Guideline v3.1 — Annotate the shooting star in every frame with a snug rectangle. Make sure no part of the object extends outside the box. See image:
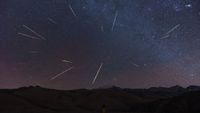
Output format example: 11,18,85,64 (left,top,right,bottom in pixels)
68,3,77,17
111,11,118,31
18,32,41,40
160,24,180,39
165,24,180,35
48,17,57,24
101,25,104,32
50,66,74,80
22,25,46,40
160,34,170,39
62,59,73,63
92,63,104,85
